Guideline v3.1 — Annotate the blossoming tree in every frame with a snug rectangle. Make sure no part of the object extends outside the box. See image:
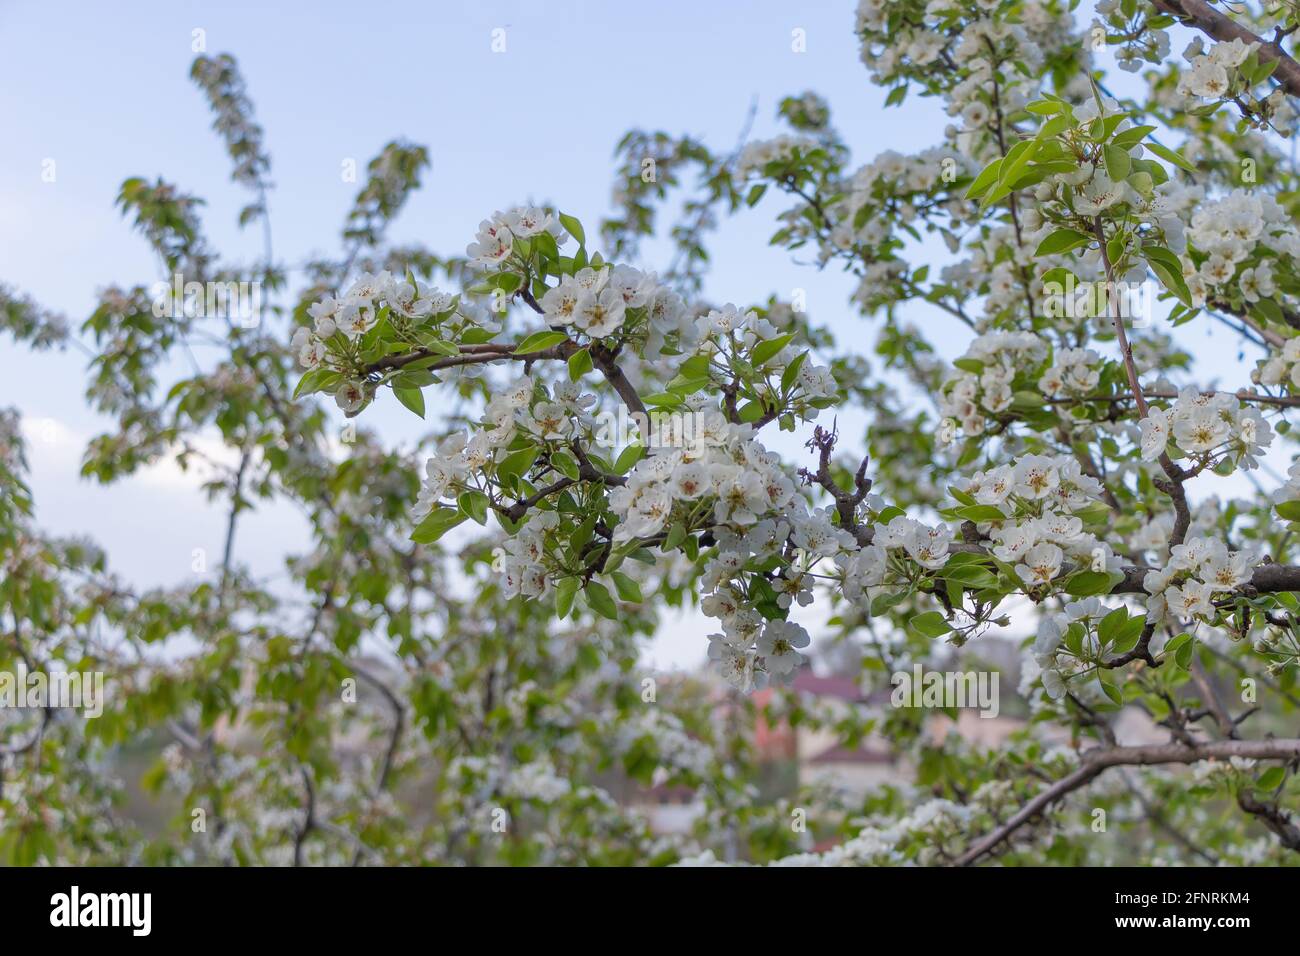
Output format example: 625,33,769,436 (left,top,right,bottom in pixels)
6,0,1300,866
